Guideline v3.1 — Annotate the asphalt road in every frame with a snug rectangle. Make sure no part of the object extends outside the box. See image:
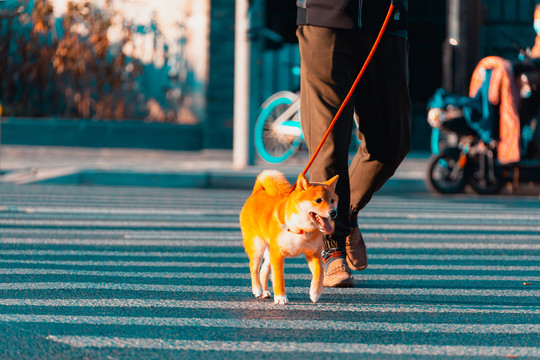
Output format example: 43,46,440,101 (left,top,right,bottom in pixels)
0,183,539,359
